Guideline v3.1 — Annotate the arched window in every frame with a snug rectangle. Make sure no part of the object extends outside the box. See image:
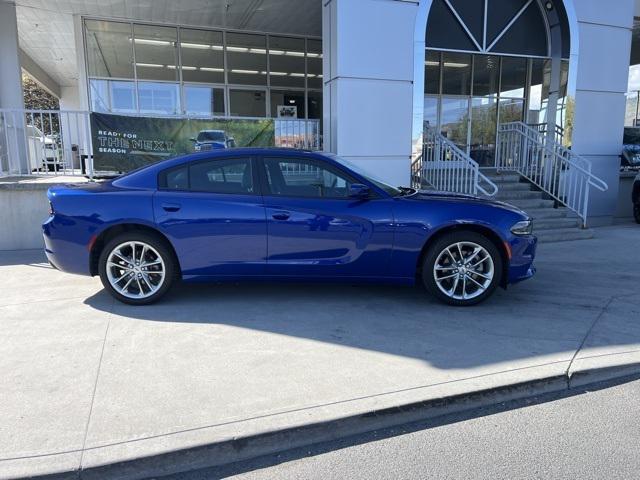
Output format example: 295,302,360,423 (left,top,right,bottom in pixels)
426,0,554,58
